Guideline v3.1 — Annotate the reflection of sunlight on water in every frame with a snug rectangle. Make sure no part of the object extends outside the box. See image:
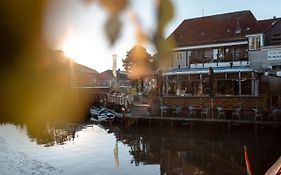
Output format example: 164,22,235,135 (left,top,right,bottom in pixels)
114,142,120,167
0,123,160,175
